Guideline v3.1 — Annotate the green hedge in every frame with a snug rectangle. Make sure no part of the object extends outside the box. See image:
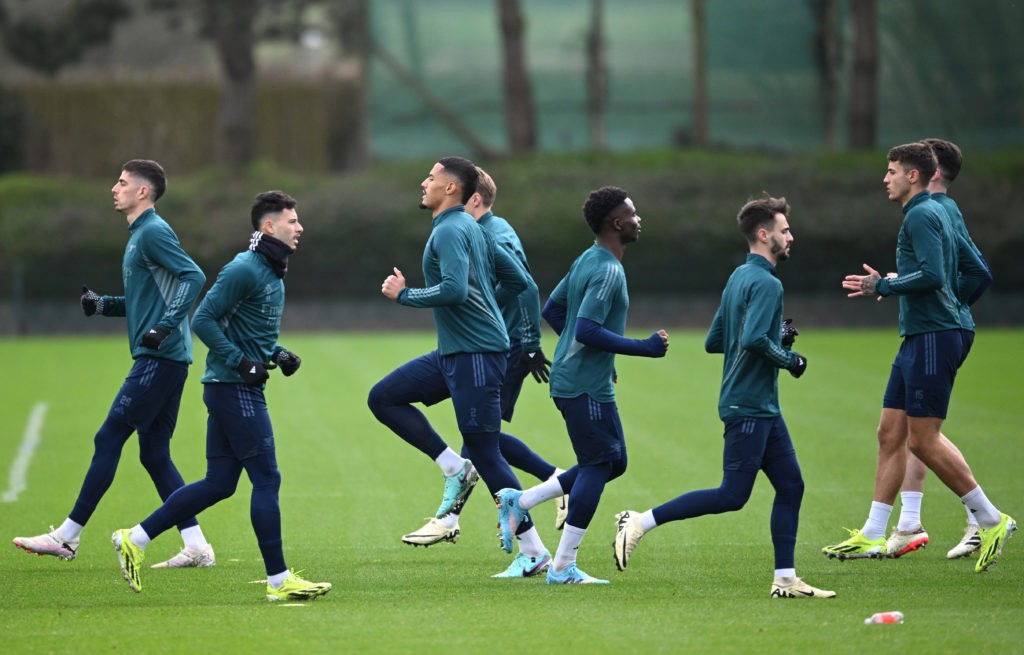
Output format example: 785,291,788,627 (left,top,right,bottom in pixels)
9,79,359,176
2,150,1023,306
